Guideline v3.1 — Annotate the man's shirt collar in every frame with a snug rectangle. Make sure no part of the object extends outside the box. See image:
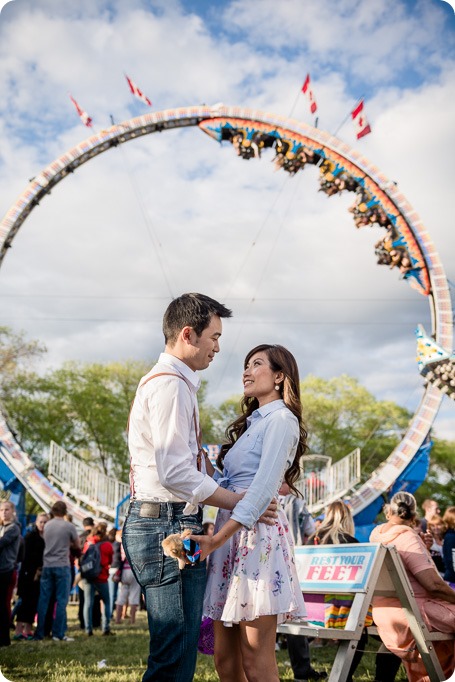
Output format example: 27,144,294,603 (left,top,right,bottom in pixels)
158,352,201,390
